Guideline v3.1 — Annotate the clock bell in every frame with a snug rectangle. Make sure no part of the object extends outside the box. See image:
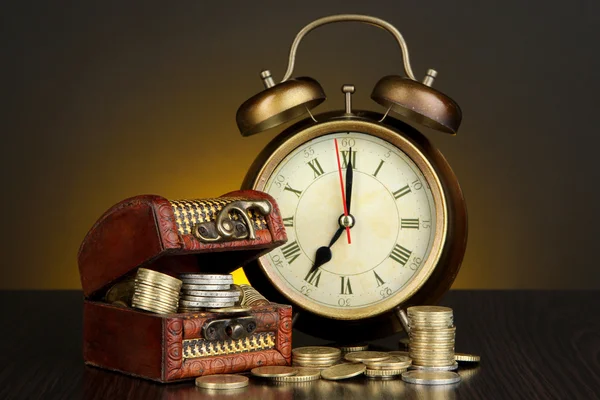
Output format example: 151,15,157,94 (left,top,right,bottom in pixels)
236,14,462,137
